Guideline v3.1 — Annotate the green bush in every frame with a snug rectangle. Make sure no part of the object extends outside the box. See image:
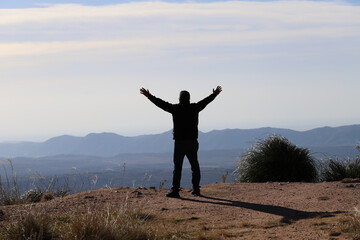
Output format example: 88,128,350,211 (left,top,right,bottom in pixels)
235,135,317,182
322,157,360,181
